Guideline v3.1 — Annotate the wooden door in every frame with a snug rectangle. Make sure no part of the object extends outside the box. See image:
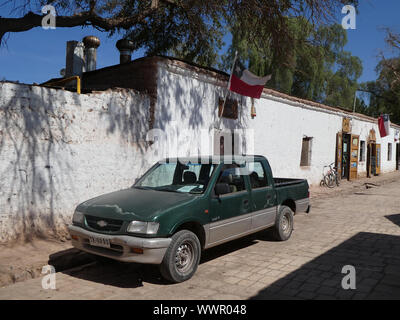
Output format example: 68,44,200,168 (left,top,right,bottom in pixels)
349,134,359,180
335,132,343,179
375,144,381,175
367,144,370,177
